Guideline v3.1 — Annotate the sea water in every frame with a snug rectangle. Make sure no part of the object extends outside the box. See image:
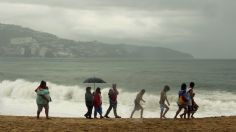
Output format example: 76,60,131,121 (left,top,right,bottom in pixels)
0,58,236,118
